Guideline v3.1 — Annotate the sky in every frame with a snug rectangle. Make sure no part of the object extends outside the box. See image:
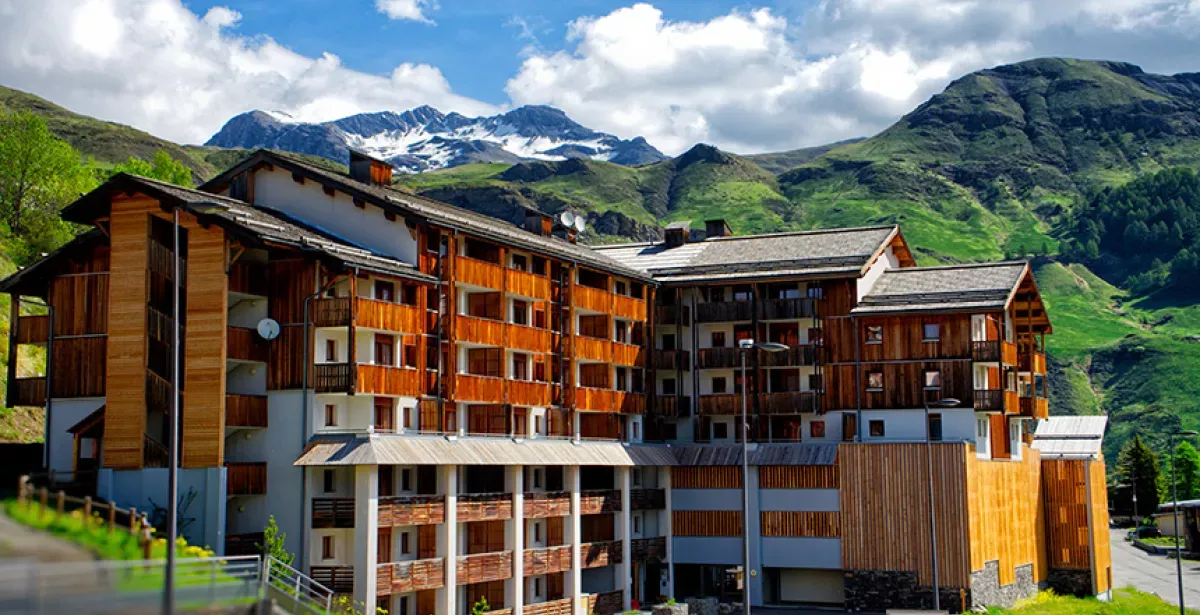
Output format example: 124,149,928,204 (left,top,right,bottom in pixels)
1,0,1199,156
